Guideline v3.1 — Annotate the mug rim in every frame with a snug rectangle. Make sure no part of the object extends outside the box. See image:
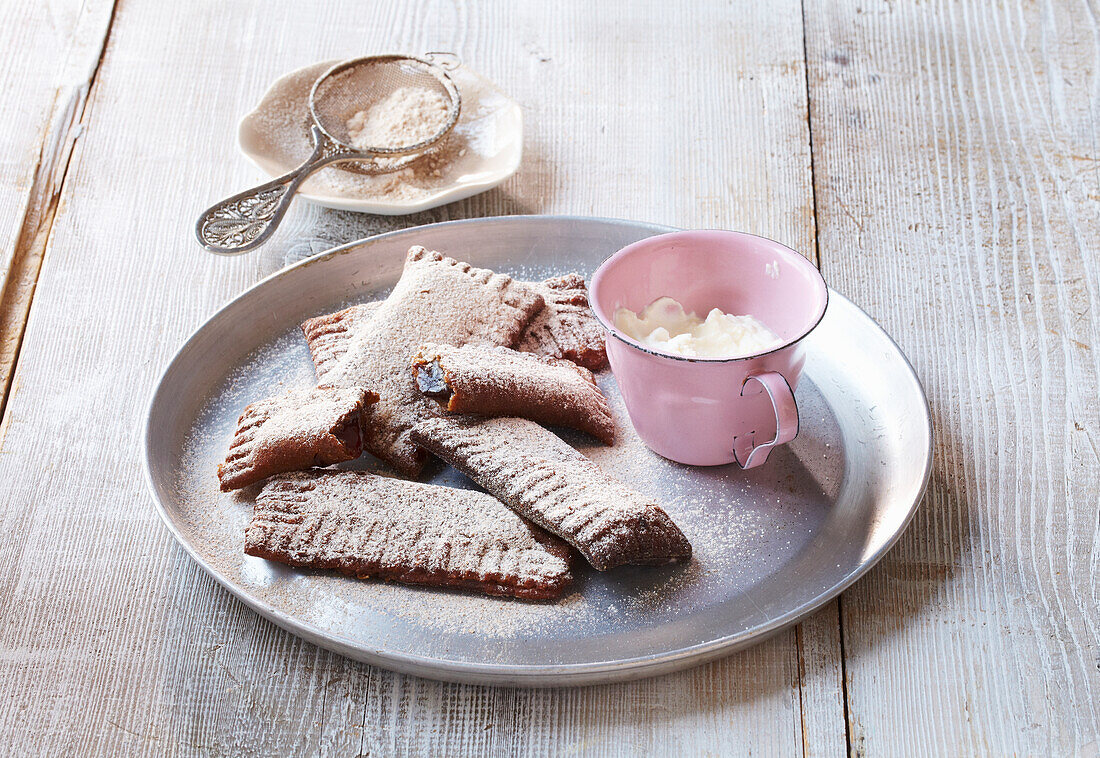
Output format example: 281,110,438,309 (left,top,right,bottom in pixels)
589,229,829,364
